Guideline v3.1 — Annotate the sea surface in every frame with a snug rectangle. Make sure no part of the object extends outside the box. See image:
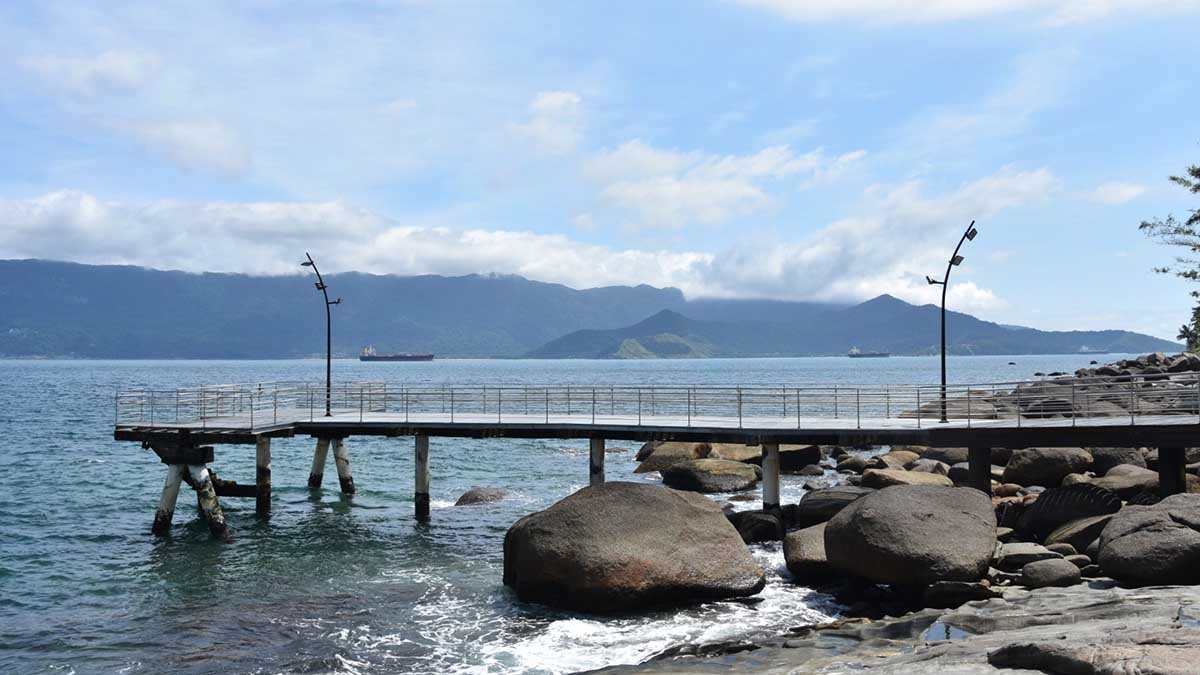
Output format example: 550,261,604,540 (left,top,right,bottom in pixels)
0,354,1128,674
